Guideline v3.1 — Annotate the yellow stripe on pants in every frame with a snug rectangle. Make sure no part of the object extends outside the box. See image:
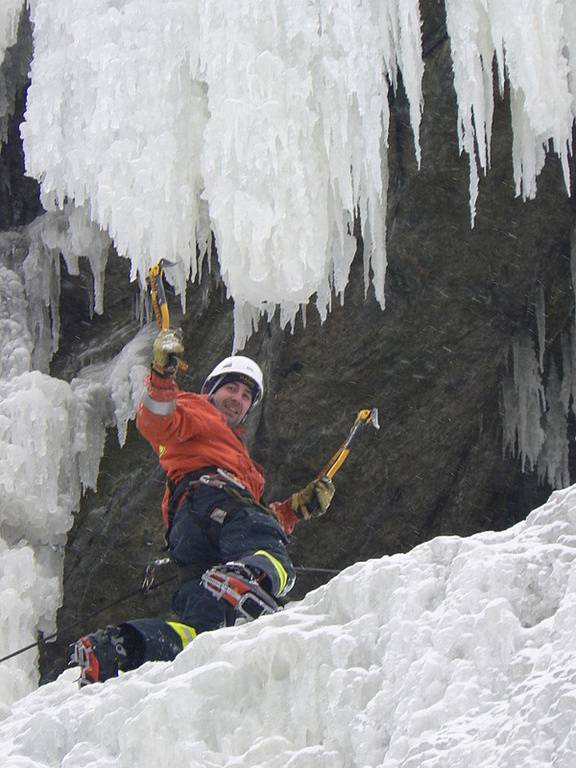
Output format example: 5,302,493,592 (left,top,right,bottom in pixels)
166,621,197,649
254,549,288,593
